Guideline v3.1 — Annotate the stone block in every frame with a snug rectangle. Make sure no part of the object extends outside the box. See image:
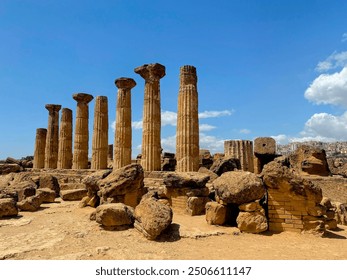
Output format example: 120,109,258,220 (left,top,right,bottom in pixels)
205,201,226,225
